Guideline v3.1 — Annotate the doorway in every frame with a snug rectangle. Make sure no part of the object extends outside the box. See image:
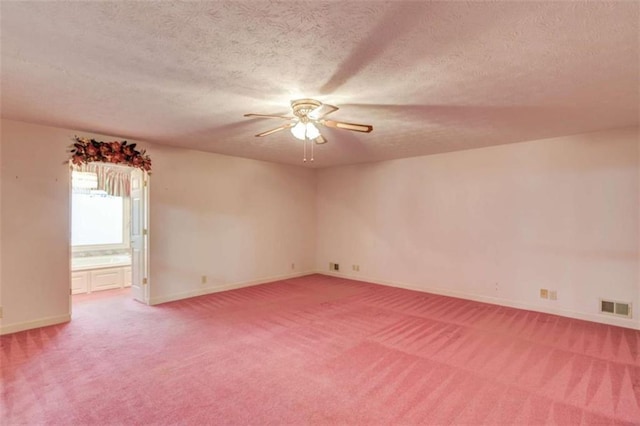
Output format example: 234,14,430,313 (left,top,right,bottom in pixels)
69,163,149,310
